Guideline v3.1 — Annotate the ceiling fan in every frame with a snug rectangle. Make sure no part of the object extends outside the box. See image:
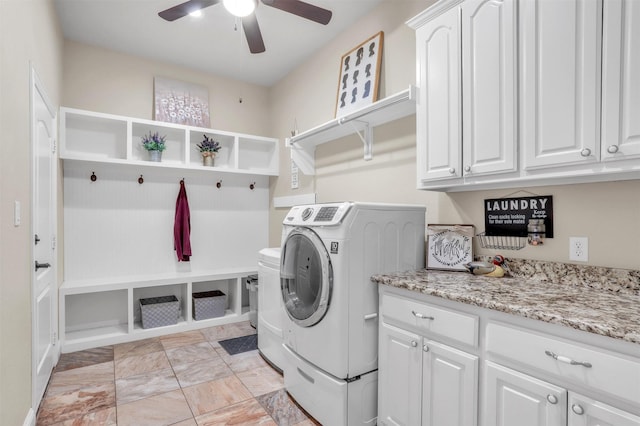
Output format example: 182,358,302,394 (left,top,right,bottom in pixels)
158,0,333,54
